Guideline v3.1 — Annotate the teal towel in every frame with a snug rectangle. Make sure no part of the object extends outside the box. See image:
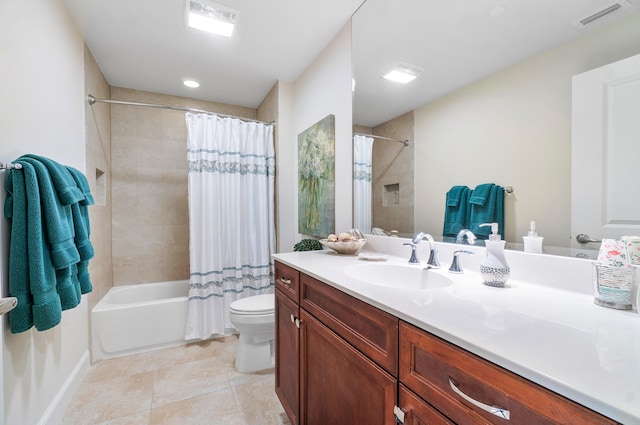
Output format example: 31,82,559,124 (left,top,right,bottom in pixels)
469,183,505,239
22,154,84,205
19,157,80,270
5,168,35,333
443,186,470,237
12,161,63,331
